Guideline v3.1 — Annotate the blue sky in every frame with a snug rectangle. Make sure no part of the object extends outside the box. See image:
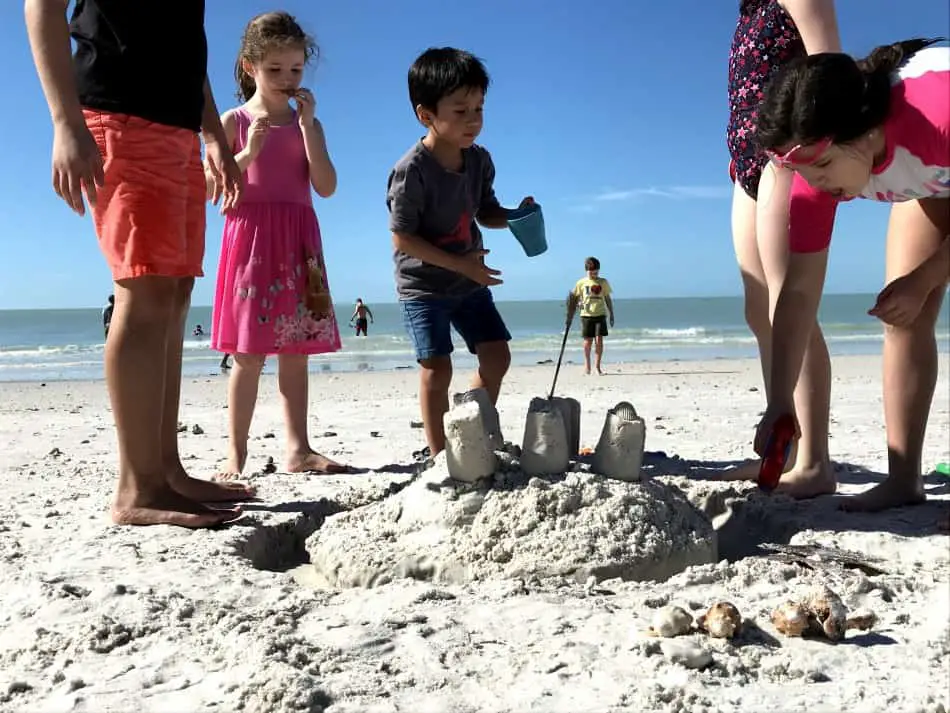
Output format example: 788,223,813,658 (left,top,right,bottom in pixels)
0,0,946,309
